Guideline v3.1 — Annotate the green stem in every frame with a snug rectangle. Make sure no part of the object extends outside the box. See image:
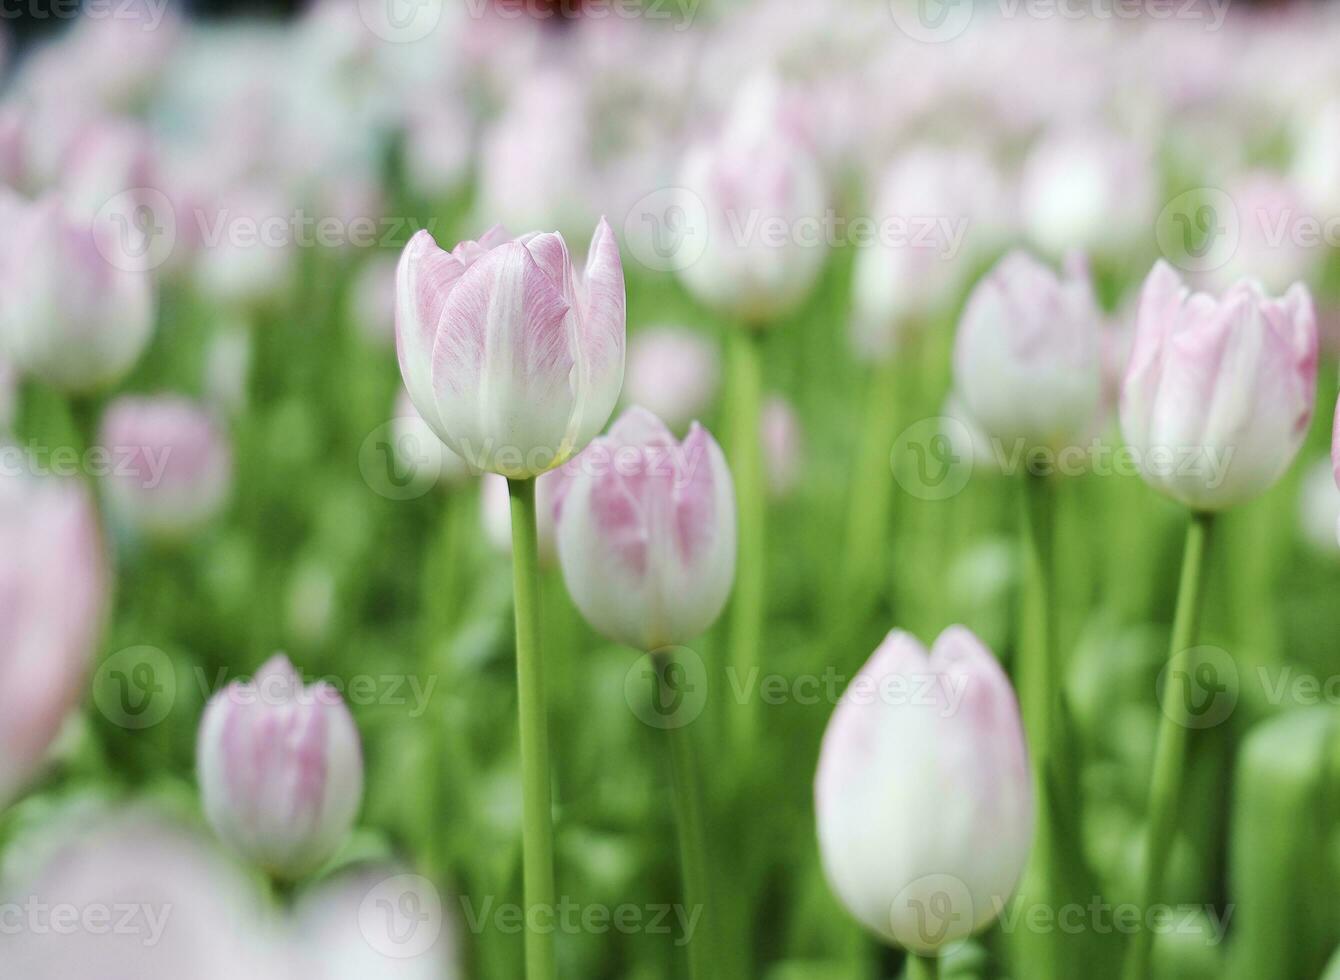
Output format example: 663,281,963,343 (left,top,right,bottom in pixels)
726,328,765,749
655,650,714,980
1016,472,1059,980
507,478,557,980
839,355,900,619
1121,510,1215,980
907,952,939,980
